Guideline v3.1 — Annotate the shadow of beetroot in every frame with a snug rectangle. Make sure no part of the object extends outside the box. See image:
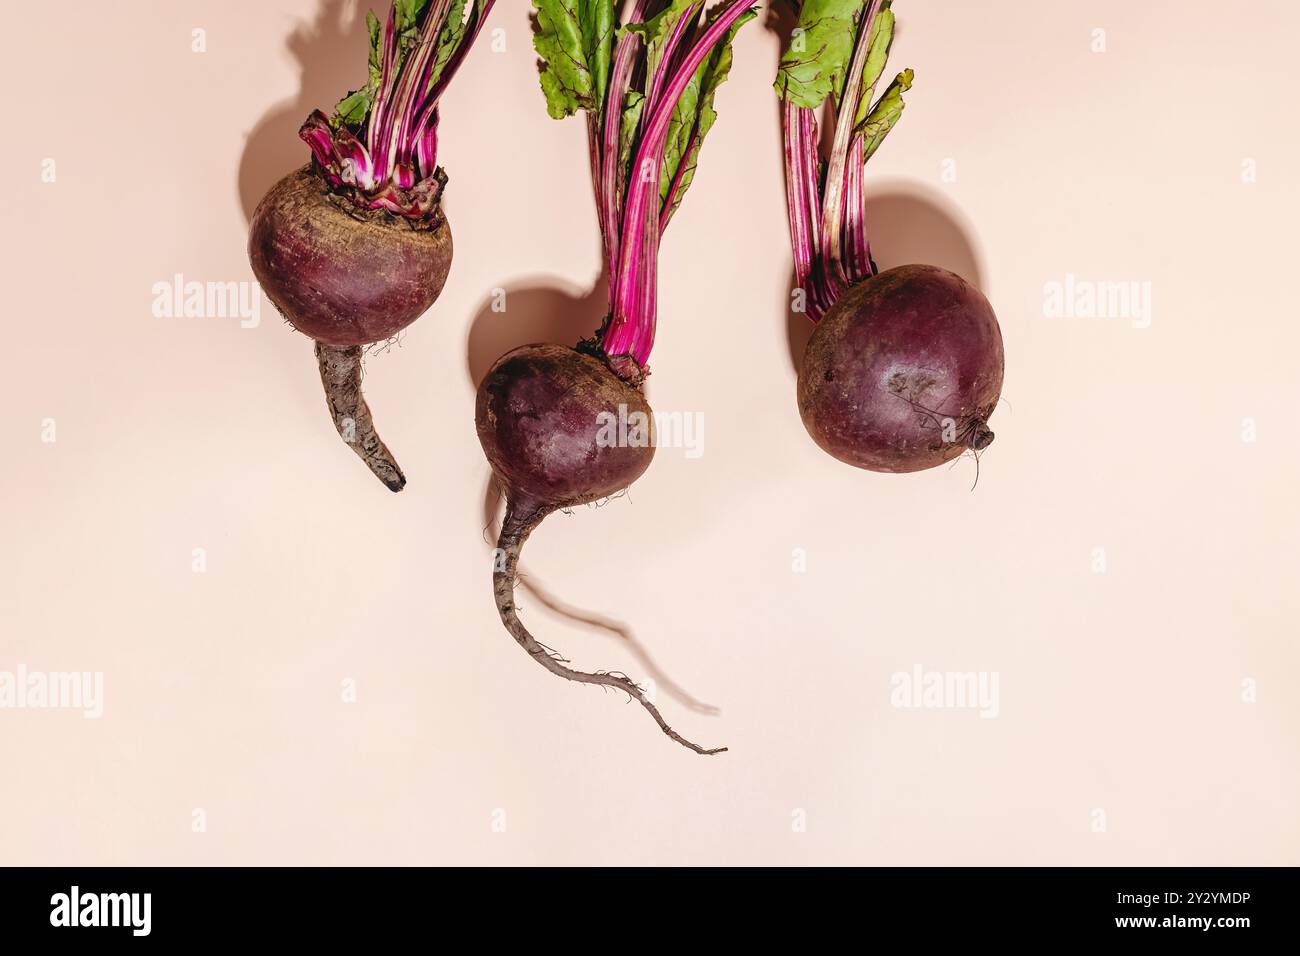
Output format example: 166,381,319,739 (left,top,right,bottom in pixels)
237,0,370,225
